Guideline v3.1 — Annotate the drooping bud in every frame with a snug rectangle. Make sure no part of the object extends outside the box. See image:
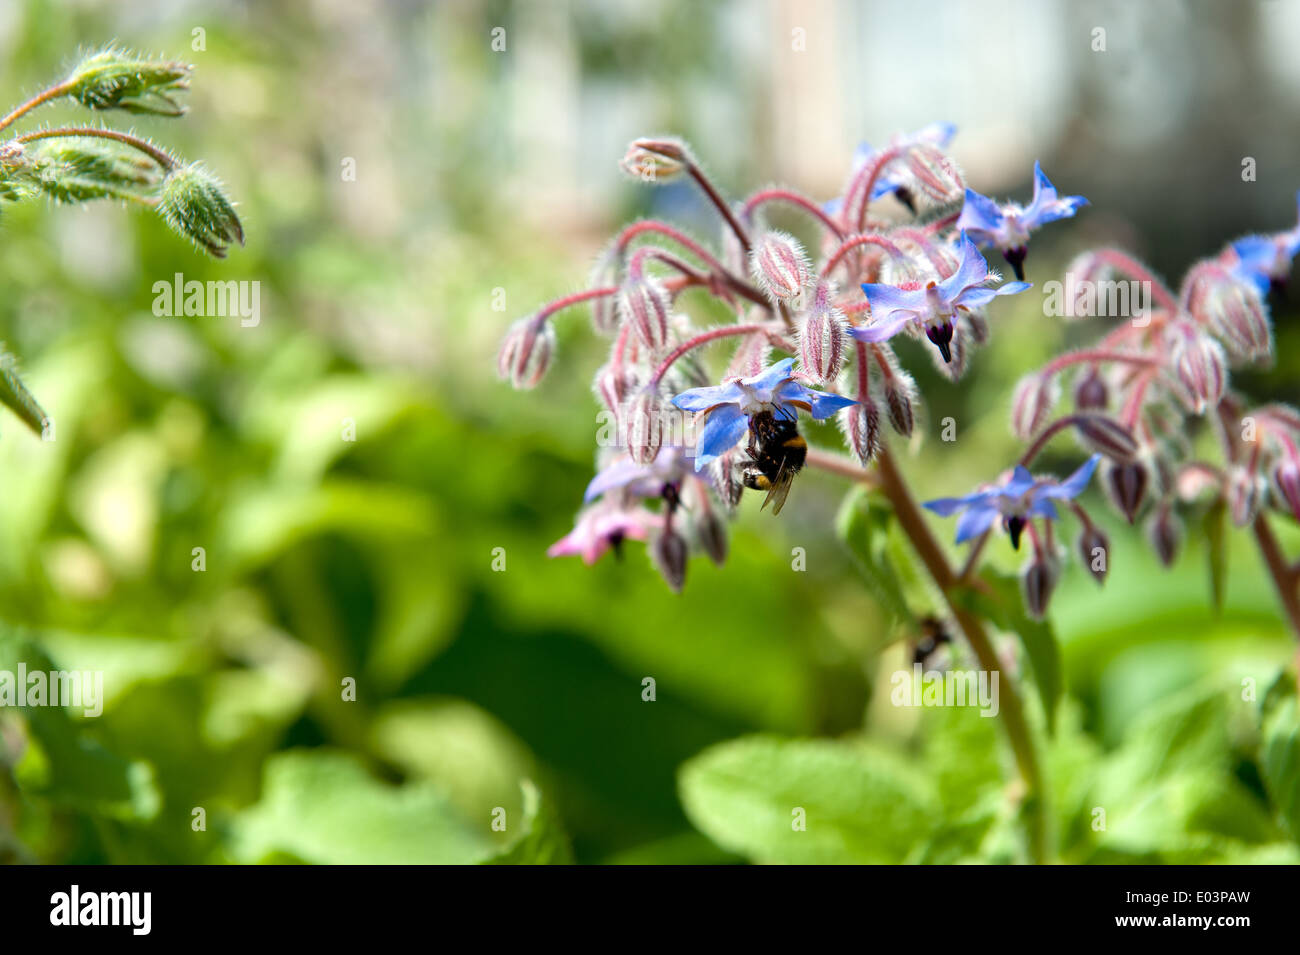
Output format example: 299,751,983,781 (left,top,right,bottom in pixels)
1145,507,1182,567
27,139,160,204
1227,466,1263,527
1073,413,1139,462
624,389,668,465
962,311,990,346
750,231,813,305
1104,458,1149,523
650,527,689,592
497,317,556,389
840,398,881,465
1168,328,1227,414
619,137,689,183
900,144,964,206
799,283,846,382
1020,555,1059,620
694,509,729,567
883,371,916,438
1072,366,1110,411
710,452,744,512
592,362,639,416
1011,373,1060,440
1198,278,1272,363
1076,523,1110,584
157,162,244,258
617,276,672,354
588,249,623,334
65,49,191,116
1271,457,1300,521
